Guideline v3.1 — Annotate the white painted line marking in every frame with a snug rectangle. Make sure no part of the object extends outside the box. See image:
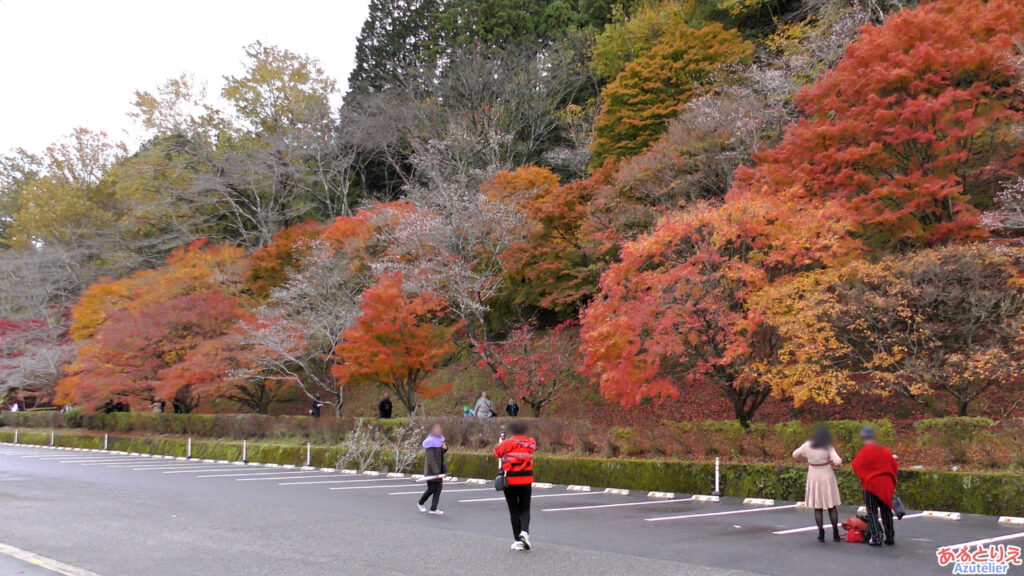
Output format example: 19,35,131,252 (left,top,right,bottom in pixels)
0,541,102,576
773,513,926,535
195,470,329,478
236,474,333,482
279,477,412,486
130,465,221,471
647,504,801,522
329,482,468,491
166,468,274,475
57,458,139,464
544,496,697,513
460,491,610,503
388,488,494,495
941,531,1024,550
